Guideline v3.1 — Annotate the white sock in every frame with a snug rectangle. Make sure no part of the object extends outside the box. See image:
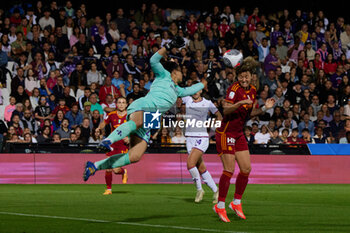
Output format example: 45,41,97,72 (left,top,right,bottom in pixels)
217,201,225,209
188,167,202,190
233,199,241,205
201,170,218,193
